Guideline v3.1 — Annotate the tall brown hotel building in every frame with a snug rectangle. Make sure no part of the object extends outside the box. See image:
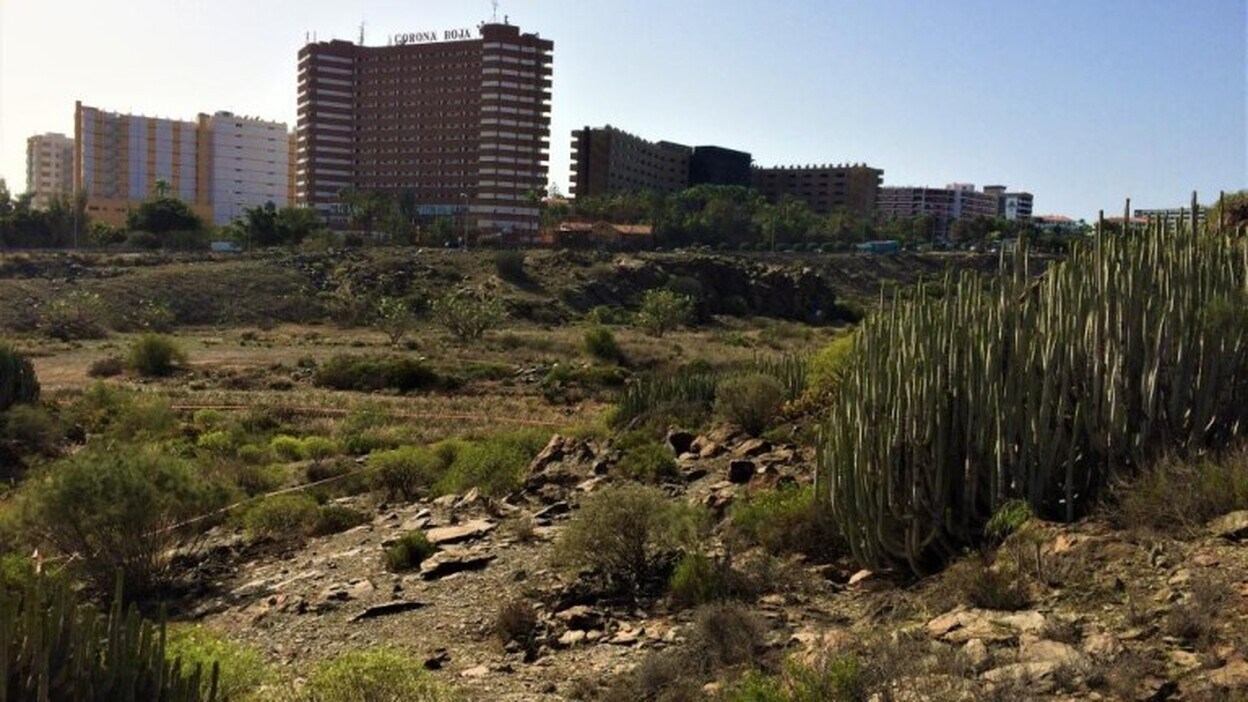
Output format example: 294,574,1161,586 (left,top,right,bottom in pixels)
296,22,553,236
